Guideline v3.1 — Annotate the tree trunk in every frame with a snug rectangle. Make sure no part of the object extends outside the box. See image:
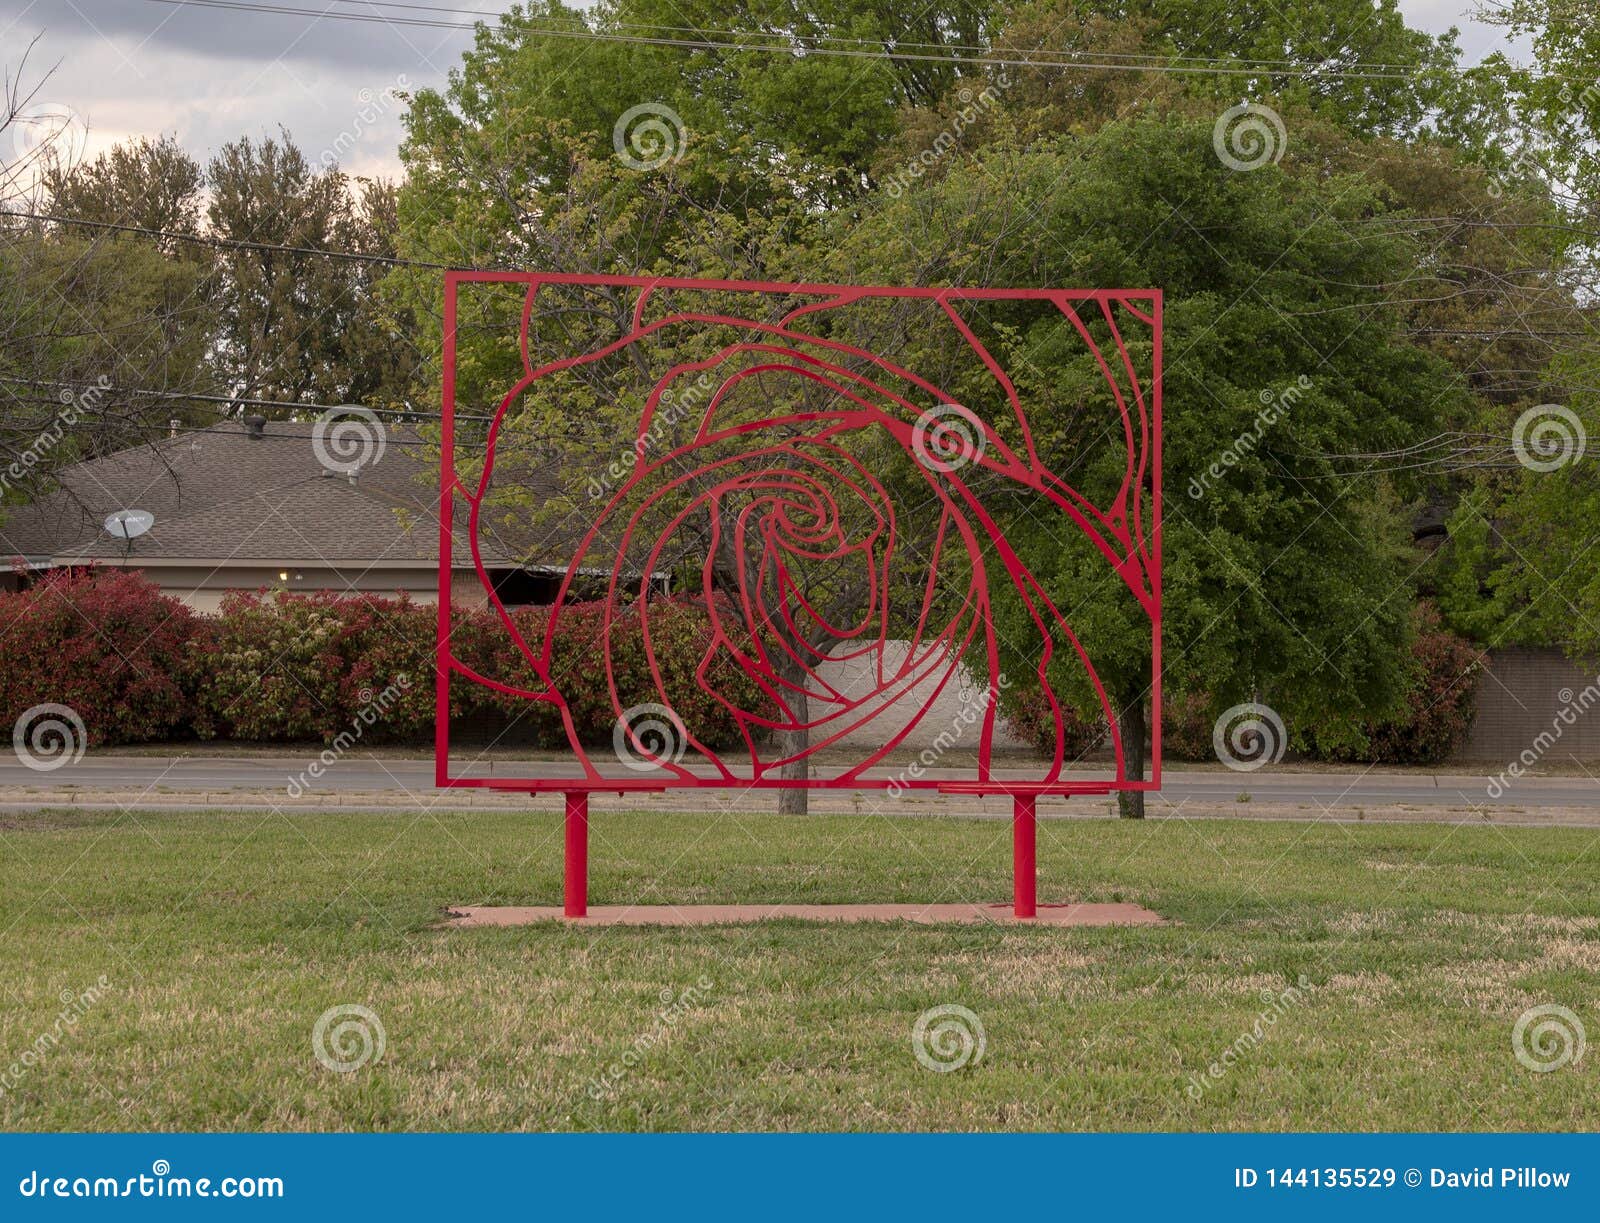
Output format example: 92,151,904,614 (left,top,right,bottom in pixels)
777,684,809,815
1115,696,1147,820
